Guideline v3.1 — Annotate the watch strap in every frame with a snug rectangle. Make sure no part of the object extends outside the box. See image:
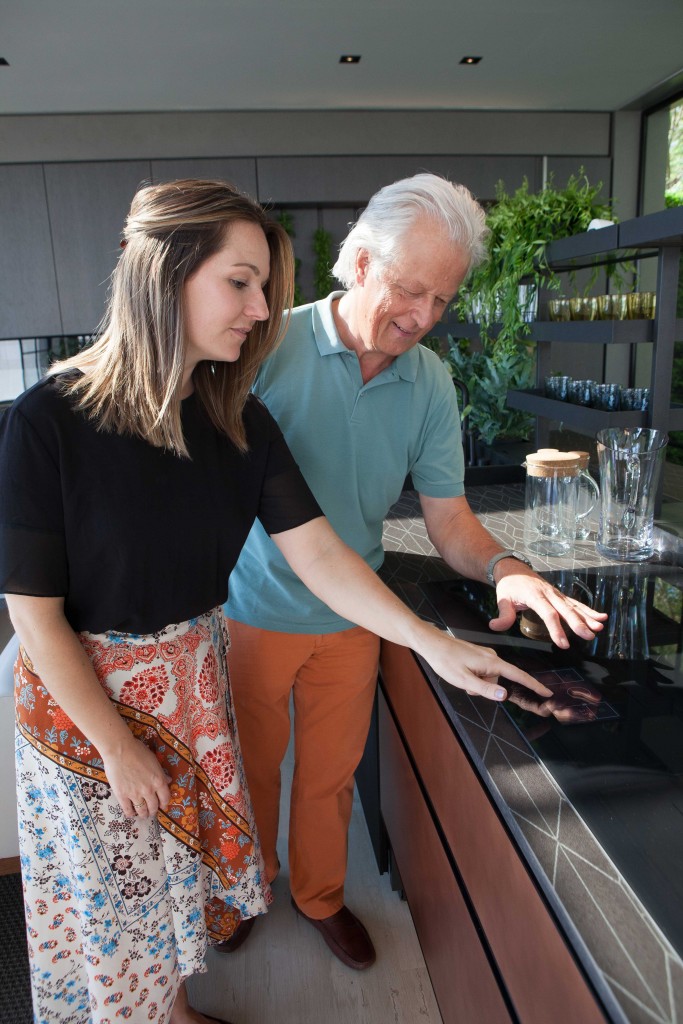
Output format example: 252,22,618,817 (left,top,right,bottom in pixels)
486,550,532,586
